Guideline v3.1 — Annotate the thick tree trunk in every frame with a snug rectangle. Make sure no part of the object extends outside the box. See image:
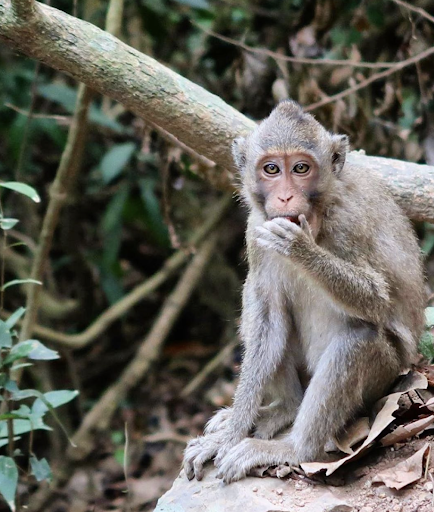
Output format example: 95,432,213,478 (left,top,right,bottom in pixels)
1,0,434,221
